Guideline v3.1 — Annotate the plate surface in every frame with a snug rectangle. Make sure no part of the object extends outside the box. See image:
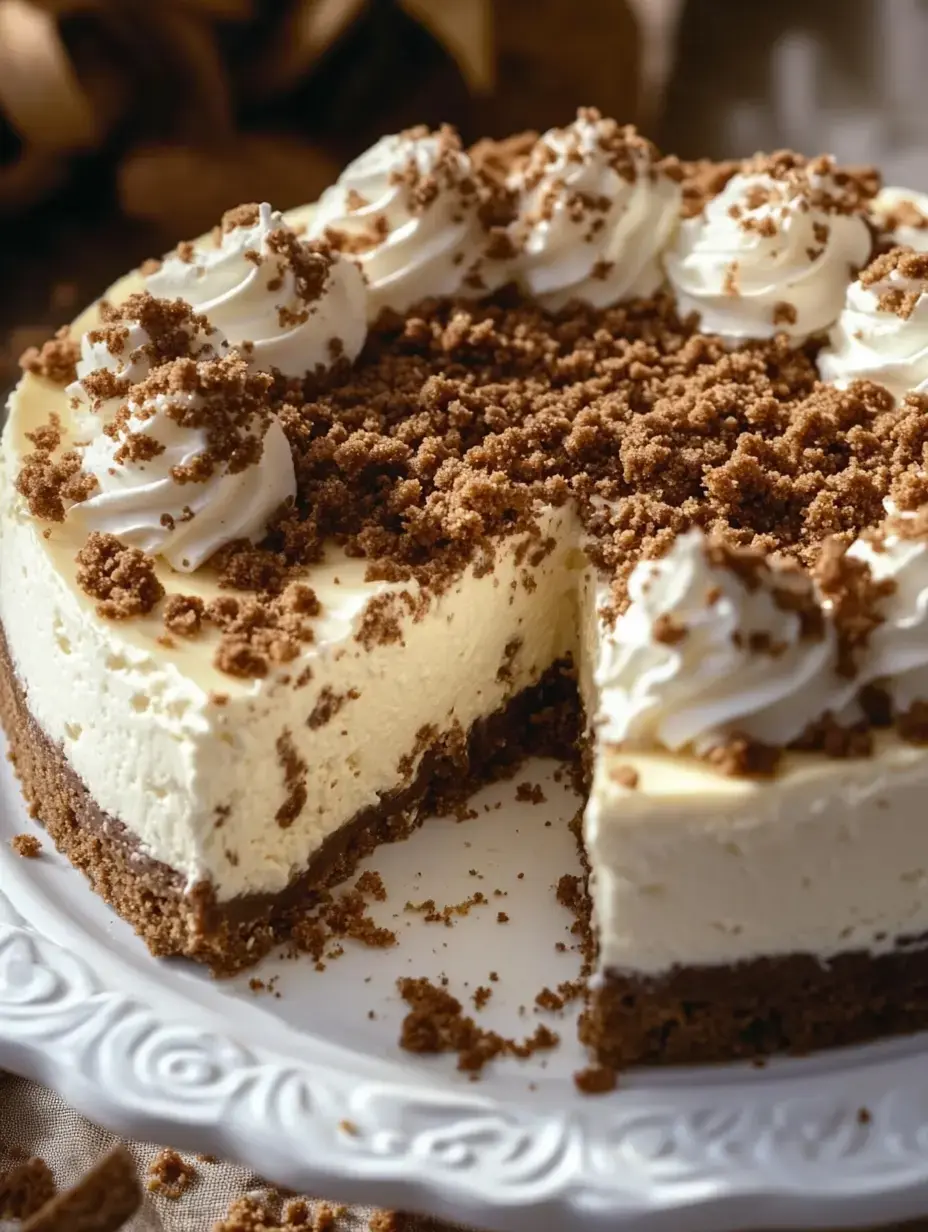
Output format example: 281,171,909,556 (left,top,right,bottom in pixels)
3,740,928,1232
